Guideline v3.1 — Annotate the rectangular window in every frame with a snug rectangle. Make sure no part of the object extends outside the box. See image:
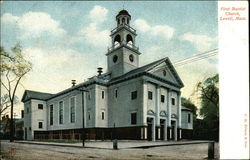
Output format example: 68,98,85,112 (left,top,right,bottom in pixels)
38,104,43,109
131,91,137,100
148,91,153,100
38,122,43,129
171,98,175,105
102,91,105,99
88,112,91,120
50,105,53,125
70,97,75,123
59,101,63,124
102,111,105,120
131,113,137,125
188,113,191,123
161,95,165,103
21,110,24,118
27,107,29,113
115,89,118,98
